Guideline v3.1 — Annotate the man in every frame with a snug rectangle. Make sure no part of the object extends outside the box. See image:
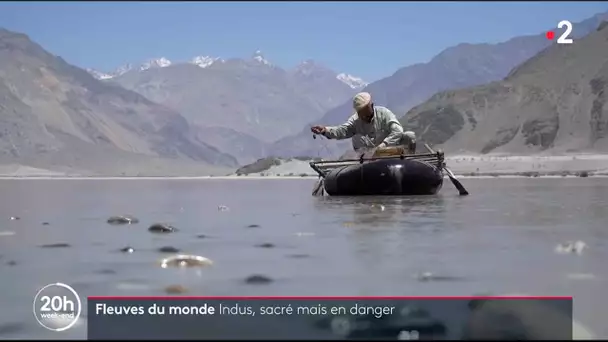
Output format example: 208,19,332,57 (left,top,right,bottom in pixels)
310,92,416,154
